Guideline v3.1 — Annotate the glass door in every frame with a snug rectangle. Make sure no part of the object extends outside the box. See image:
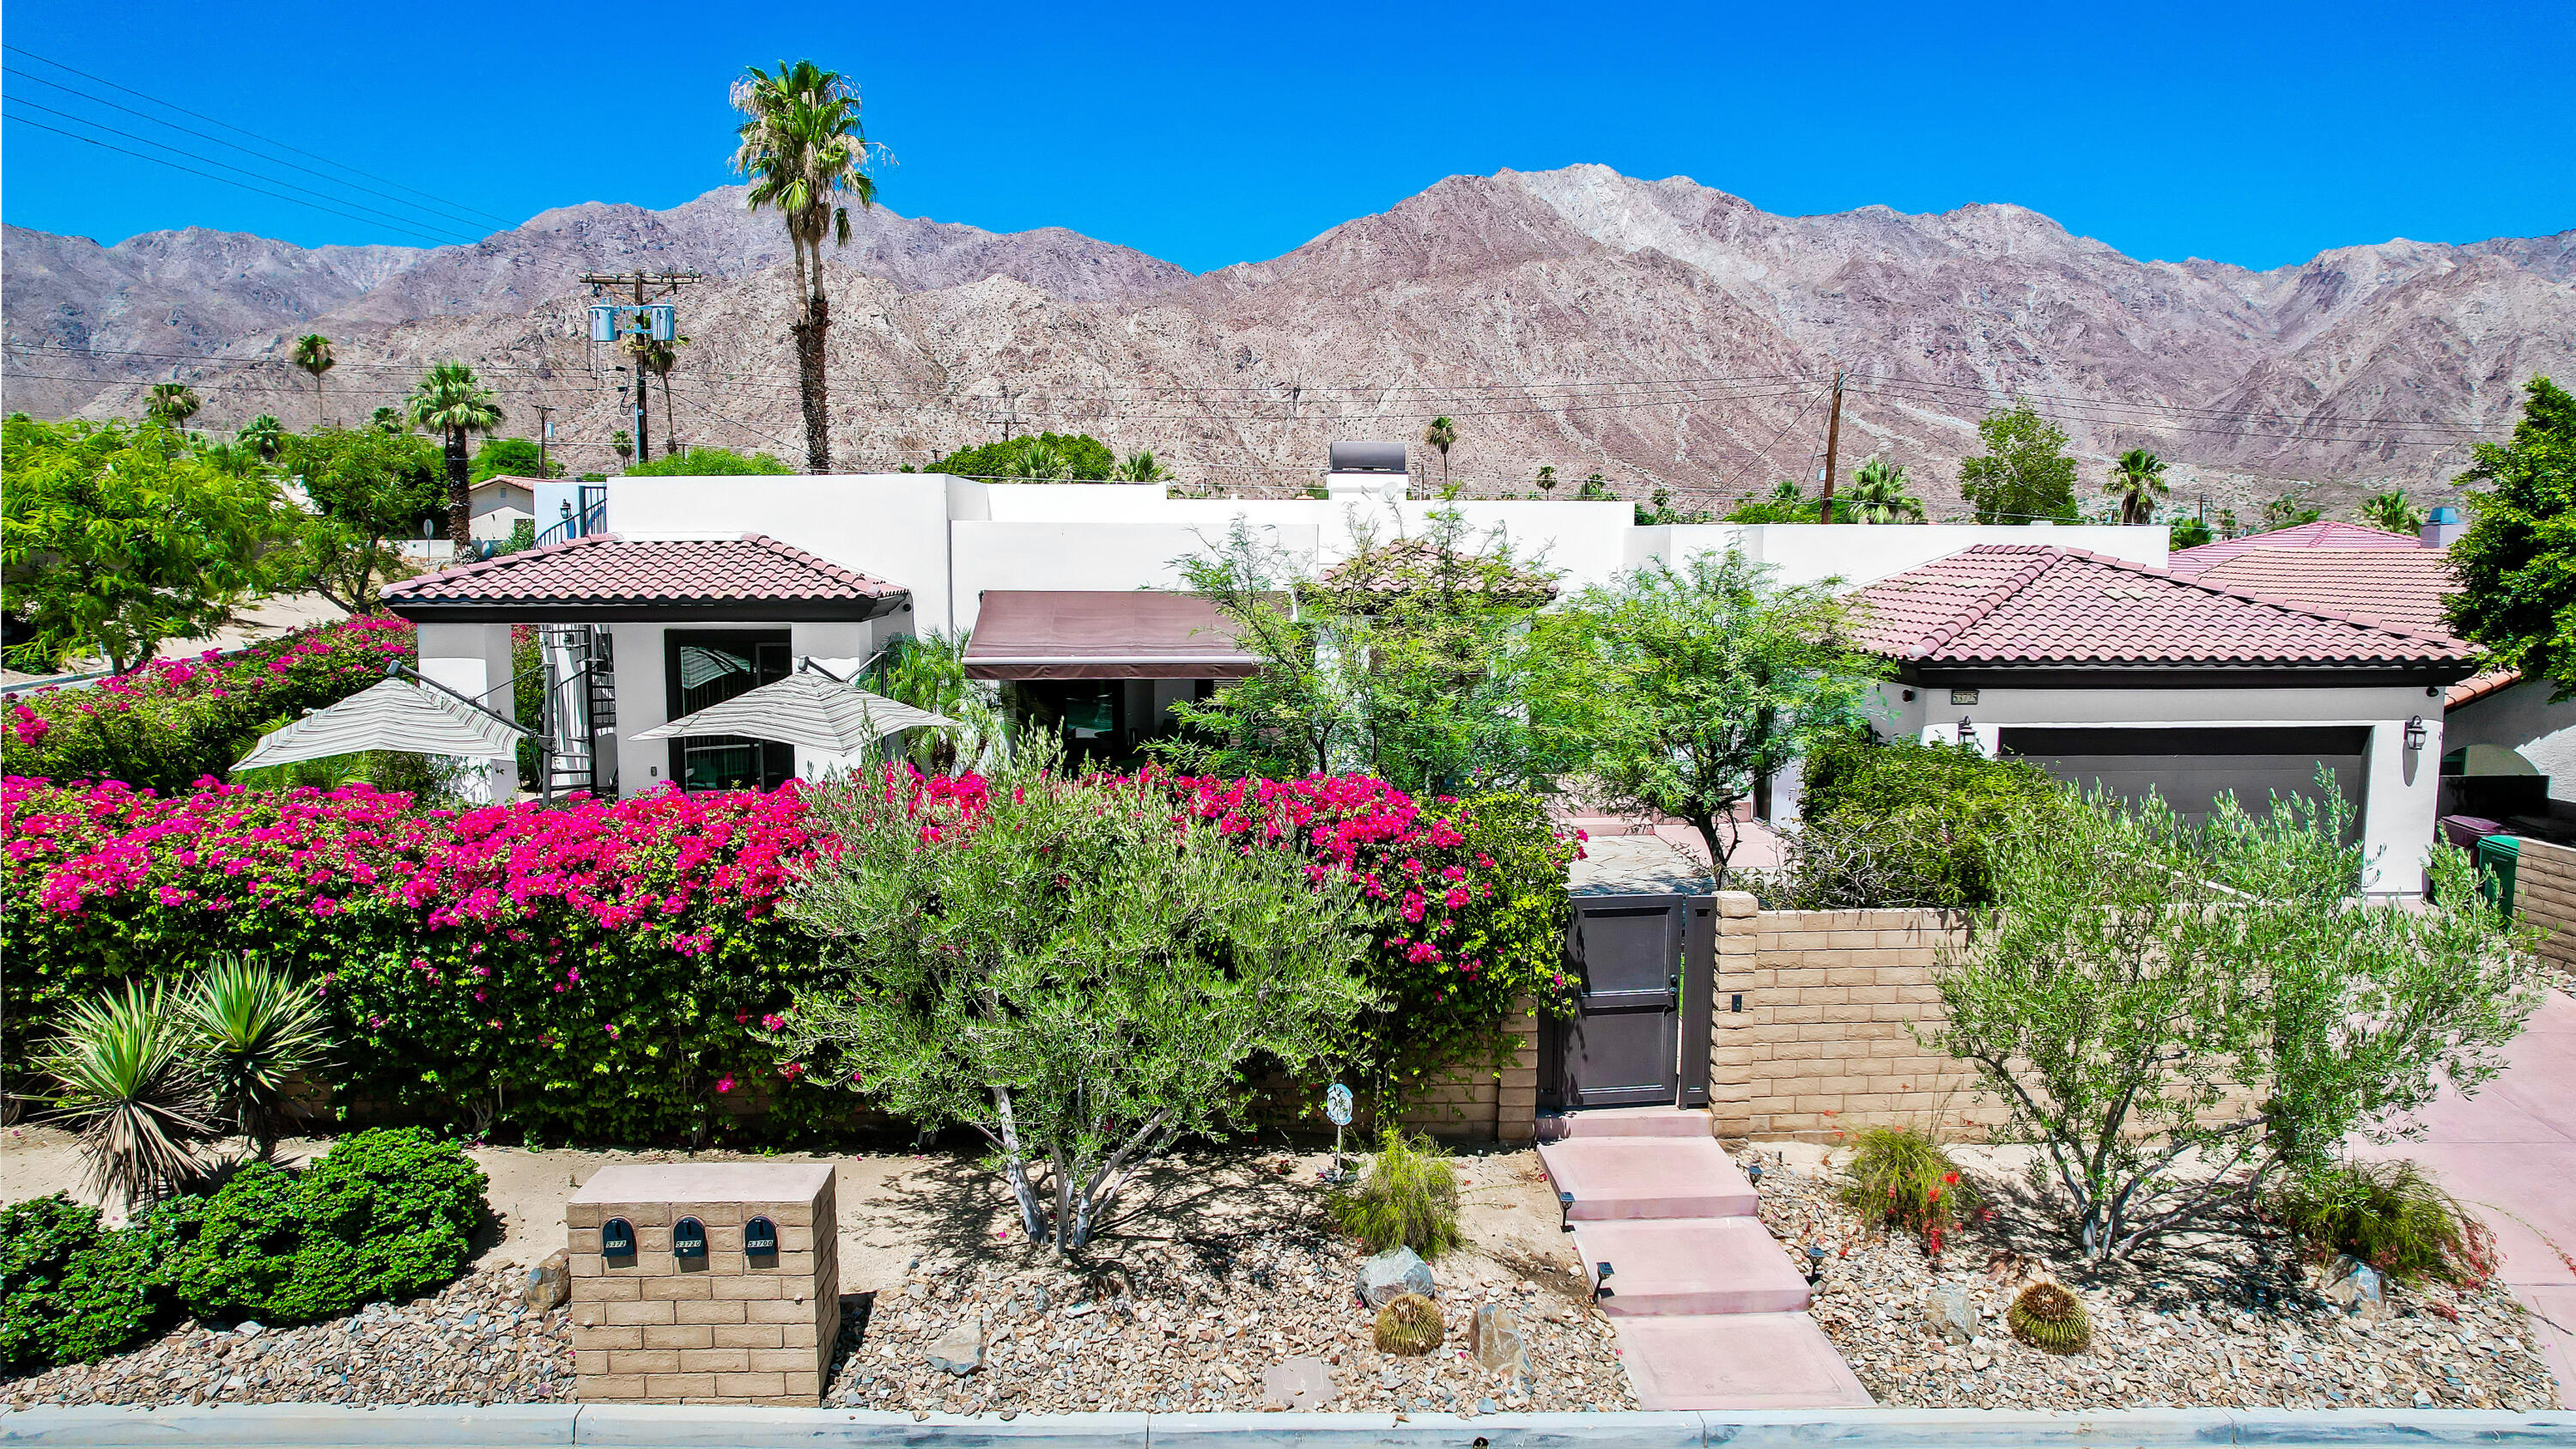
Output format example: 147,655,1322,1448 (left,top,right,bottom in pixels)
665,631,793,791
